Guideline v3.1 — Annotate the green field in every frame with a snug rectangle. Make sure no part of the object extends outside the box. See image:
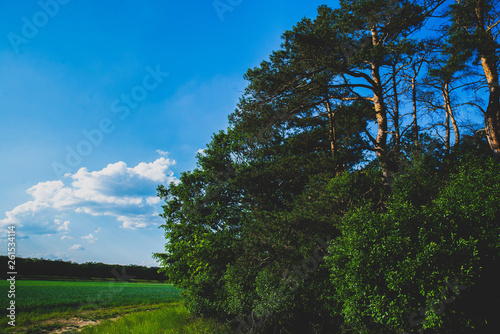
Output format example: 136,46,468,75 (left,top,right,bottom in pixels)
0,280,230,334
